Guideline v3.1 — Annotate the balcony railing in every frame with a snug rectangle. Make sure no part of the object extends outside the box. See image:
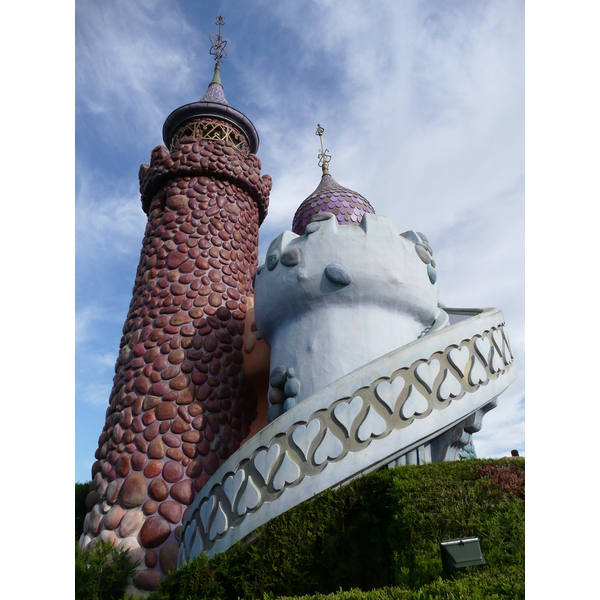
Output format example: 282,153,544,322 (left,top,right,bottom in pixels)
178,307,517,565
